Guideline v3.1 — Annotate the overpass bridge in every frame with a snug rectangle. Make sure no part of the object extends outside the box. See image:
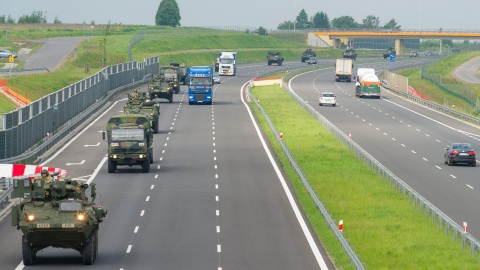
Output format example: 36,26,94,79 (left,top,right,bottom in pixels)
309,29,480,55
